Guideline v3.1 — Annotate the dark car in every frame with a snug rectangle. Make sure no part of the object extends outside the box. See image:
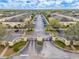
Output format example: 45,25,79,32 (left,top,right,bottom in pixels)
15,29,19,33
